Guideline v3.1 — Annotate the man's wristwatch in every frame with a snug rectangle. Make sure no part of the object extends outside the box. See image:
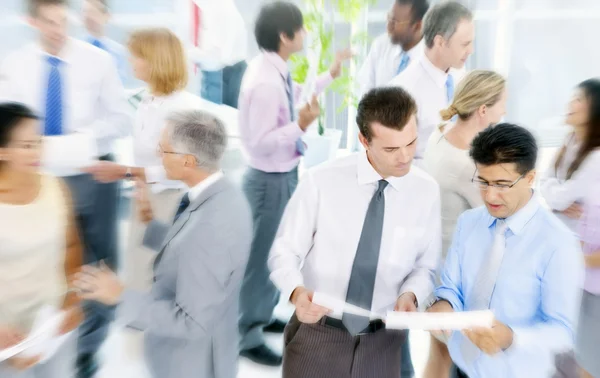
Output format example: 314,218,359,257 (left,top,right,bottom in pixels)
124,167,133,180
